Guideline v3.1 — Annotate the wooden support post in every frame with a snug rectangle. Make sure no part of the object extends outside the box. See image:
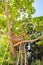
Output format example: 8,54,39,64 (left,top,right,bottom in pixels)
16,47,20,65
24,45,27,65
